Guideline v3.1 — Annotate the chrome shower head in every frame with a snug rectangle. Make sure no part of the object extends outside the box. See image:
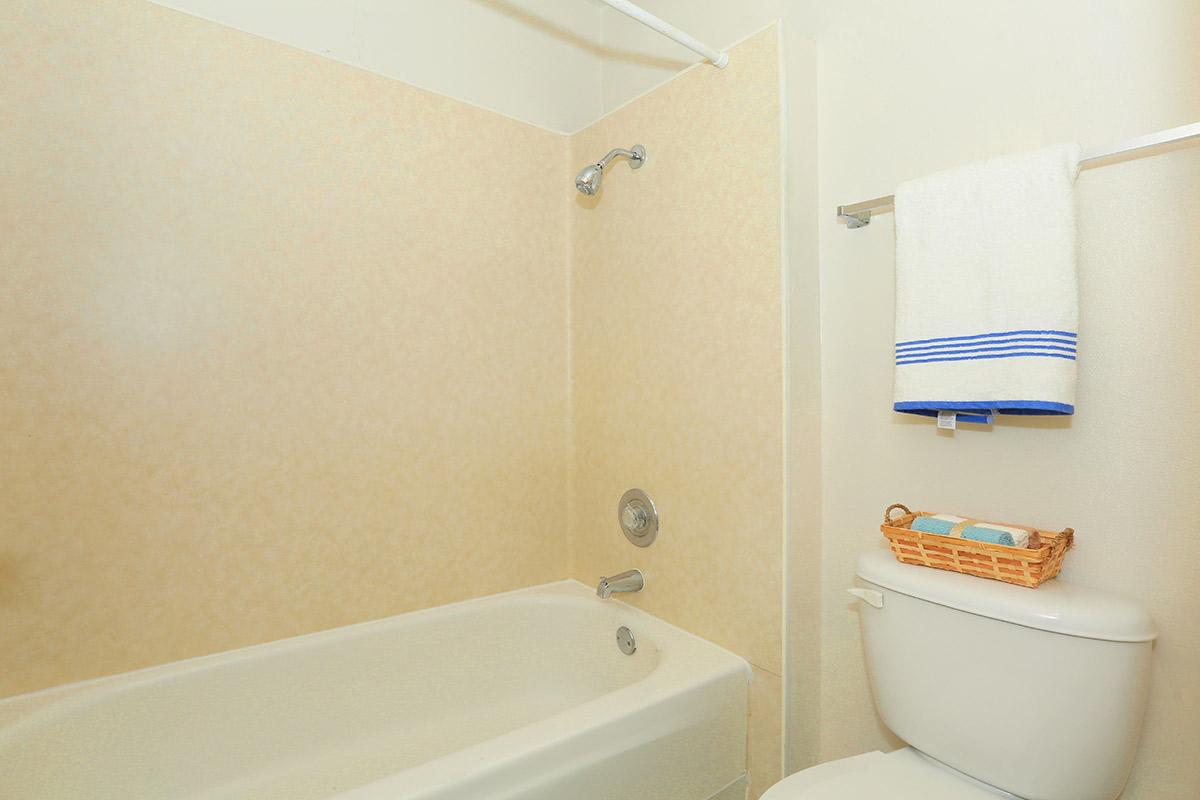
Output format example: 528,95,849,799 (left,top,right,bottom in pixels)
575,163,604,195
575,144,646,195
